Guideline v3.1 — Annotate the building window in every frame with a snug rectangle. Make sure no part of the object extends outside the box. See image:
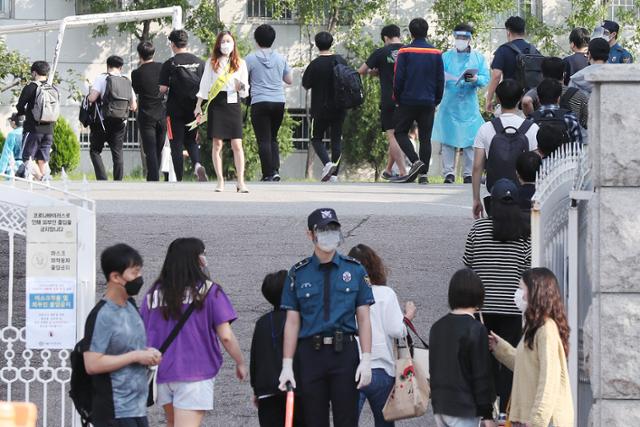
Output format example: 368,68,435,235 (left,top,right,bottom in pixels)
76,0,124,15
608,0,638,20
0,0,12,19
247,0,292,19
